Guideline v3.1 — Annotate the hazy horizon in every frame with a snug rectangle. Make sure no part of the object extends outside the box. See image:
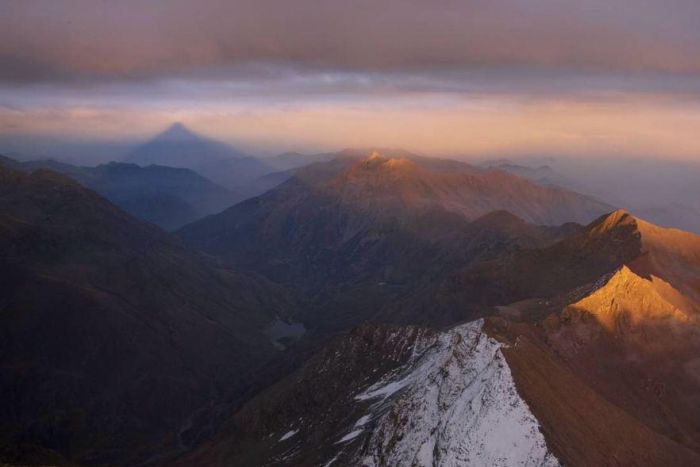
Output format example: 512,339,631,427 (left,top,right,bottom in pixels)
4,121,700,166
